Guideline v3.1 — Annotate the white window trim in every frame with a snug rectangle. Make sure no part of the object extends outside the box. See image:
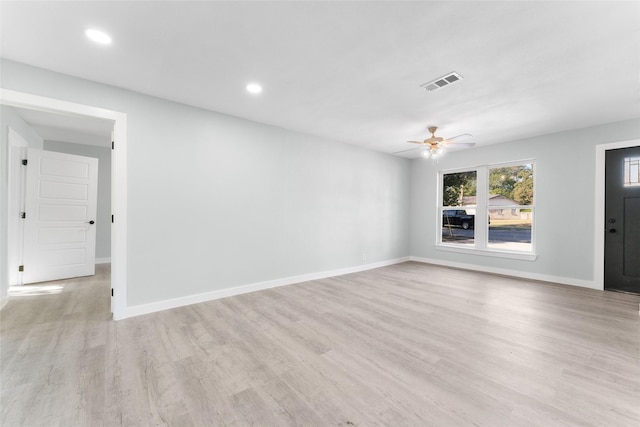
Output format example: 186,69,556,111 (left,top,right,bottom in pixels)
435,160,537,261
436,244,538,261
